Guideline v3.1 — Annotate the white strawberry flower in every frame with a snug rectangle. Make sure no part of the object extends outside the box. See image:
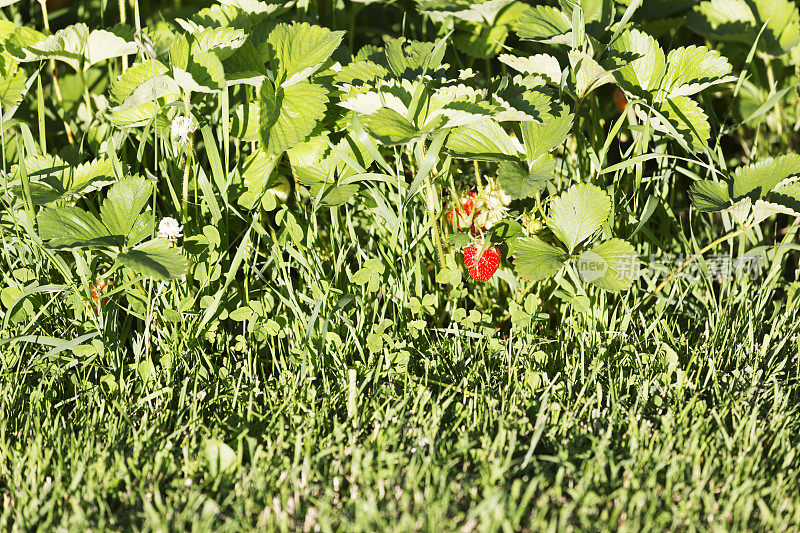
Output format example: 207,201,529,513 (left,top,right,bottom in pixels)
171,115,196,144
483,177,512,208
158,217,183,243
474,177,510,230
